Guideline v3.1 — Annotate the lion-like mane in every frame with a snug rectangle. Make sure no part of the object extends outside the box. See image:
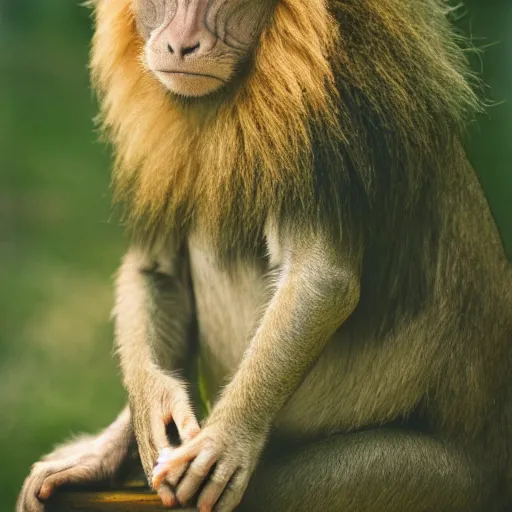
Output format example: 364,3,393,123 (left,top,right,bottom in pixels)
91,0,479,255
